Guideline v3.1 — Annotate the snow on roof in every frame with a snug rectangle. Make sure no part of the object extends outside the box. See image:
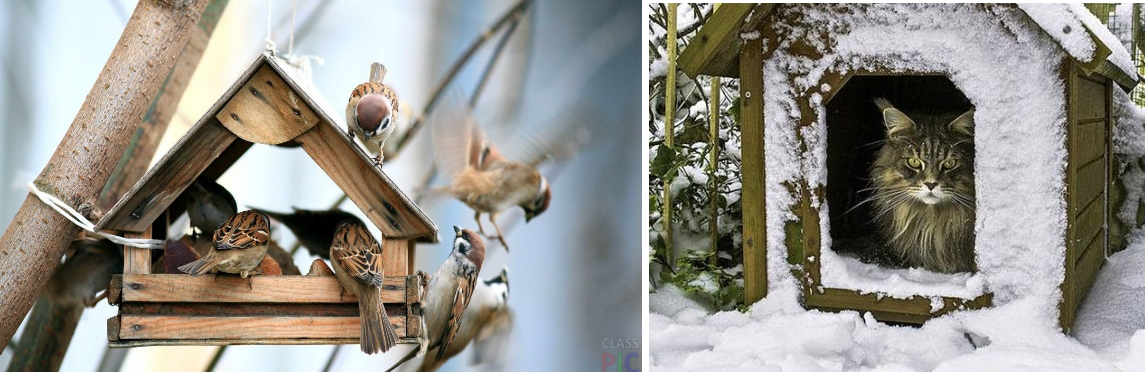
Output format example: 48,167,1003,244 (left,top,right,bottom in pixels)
1018,3,1139,82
